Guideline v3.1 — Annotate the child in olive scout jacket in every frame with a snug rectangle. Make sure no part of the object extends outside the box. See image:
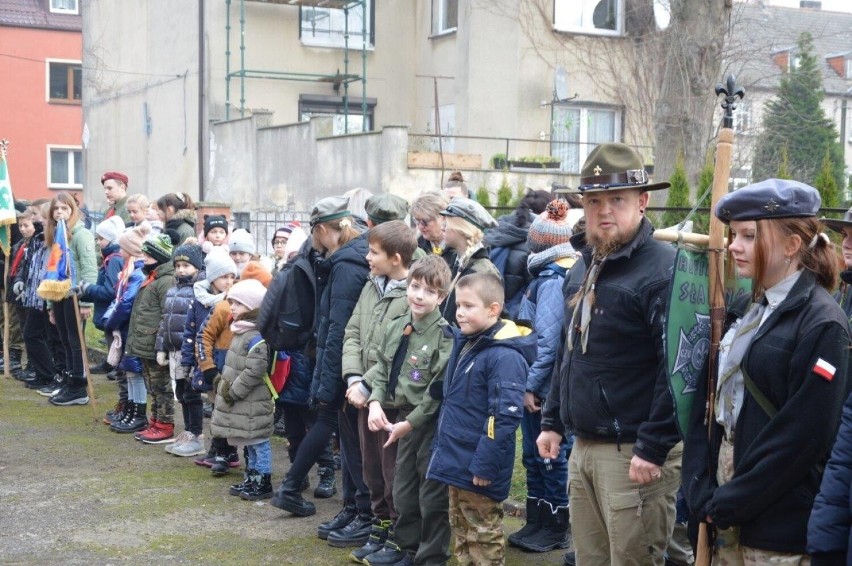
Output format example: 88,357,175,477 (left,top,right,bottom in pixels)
426,272,536,566
342,220,418,555
363,255,454,566
125,233,177,444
